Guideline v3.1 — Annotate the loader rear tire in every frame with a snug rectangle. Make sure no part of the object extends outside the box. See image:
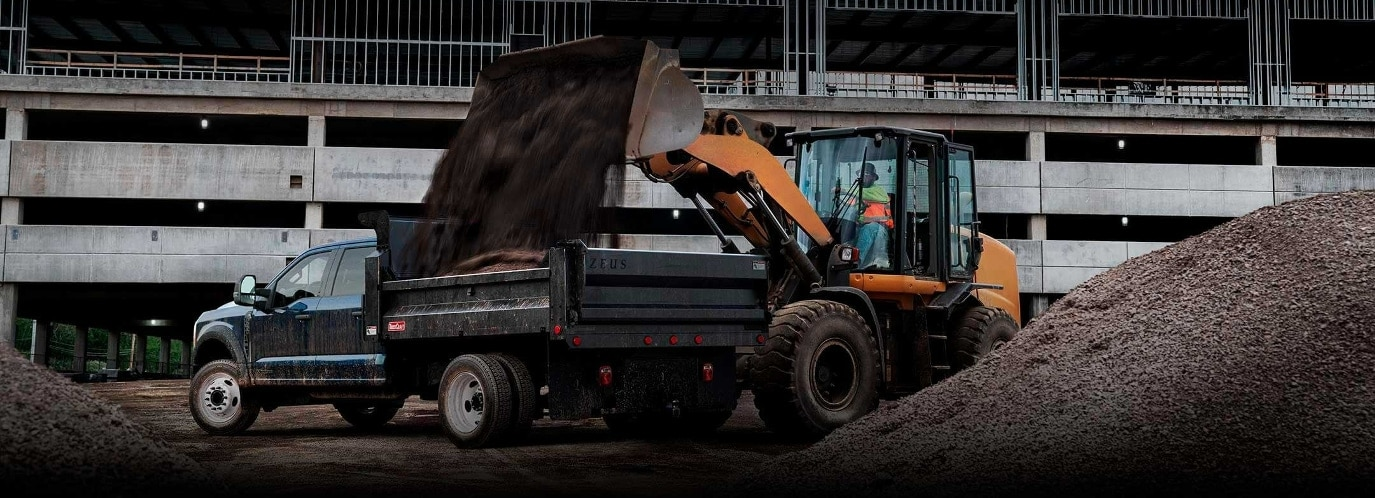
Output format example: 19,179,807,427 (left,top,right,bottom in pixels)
951,306,1018,373
750,299,880,440
439,354,515,448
